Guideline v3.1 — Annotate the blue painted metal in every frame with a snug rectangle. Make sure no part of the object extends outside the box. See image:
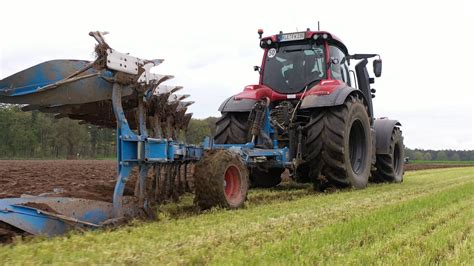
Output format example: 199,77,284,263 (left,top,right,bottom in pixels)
0,196,143,236
210,144,289,167
0,197,110,236
264,106,274,139
111,83,138,217
0,60,125,106
204,104,289,167
0,55,292,238
108,82,208,217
